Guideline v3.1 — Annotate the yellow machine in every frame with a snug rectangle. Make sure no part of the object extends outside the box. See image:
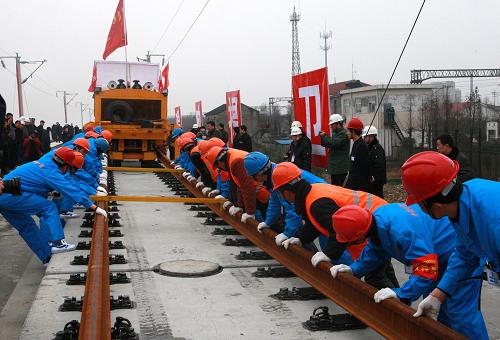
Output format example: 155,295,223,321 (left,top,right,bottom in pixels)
93,85,170,167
